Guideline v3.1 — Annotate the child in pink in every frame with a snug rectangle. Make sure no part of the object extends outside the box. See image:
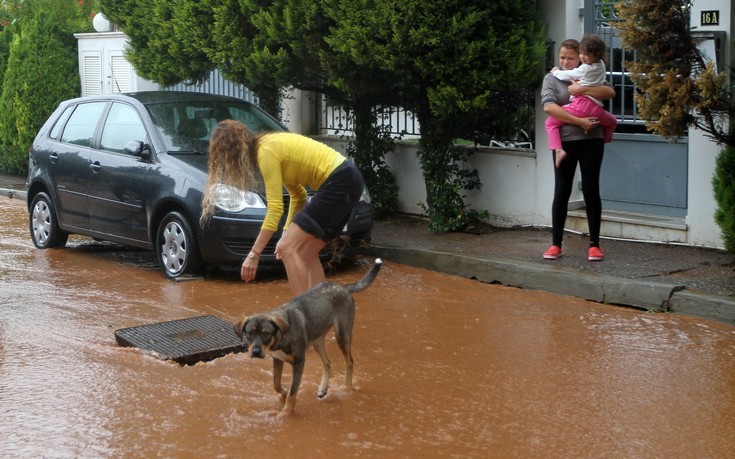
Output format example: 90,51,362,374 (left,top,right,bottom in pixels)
545,34,618,167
